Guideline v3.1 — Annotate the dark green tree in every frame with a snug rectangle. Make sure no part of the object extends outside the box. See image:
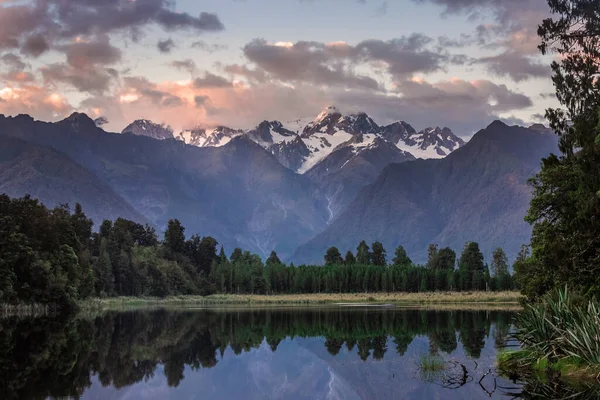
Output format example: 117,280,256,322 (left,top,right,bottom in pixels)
371,242,386,266
427,244,439,269
356,241,371,265
164,219,186,255
522,0,600,298
324,247,344,266
344,251,356,265
458,242,485,291
392,245,412,267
